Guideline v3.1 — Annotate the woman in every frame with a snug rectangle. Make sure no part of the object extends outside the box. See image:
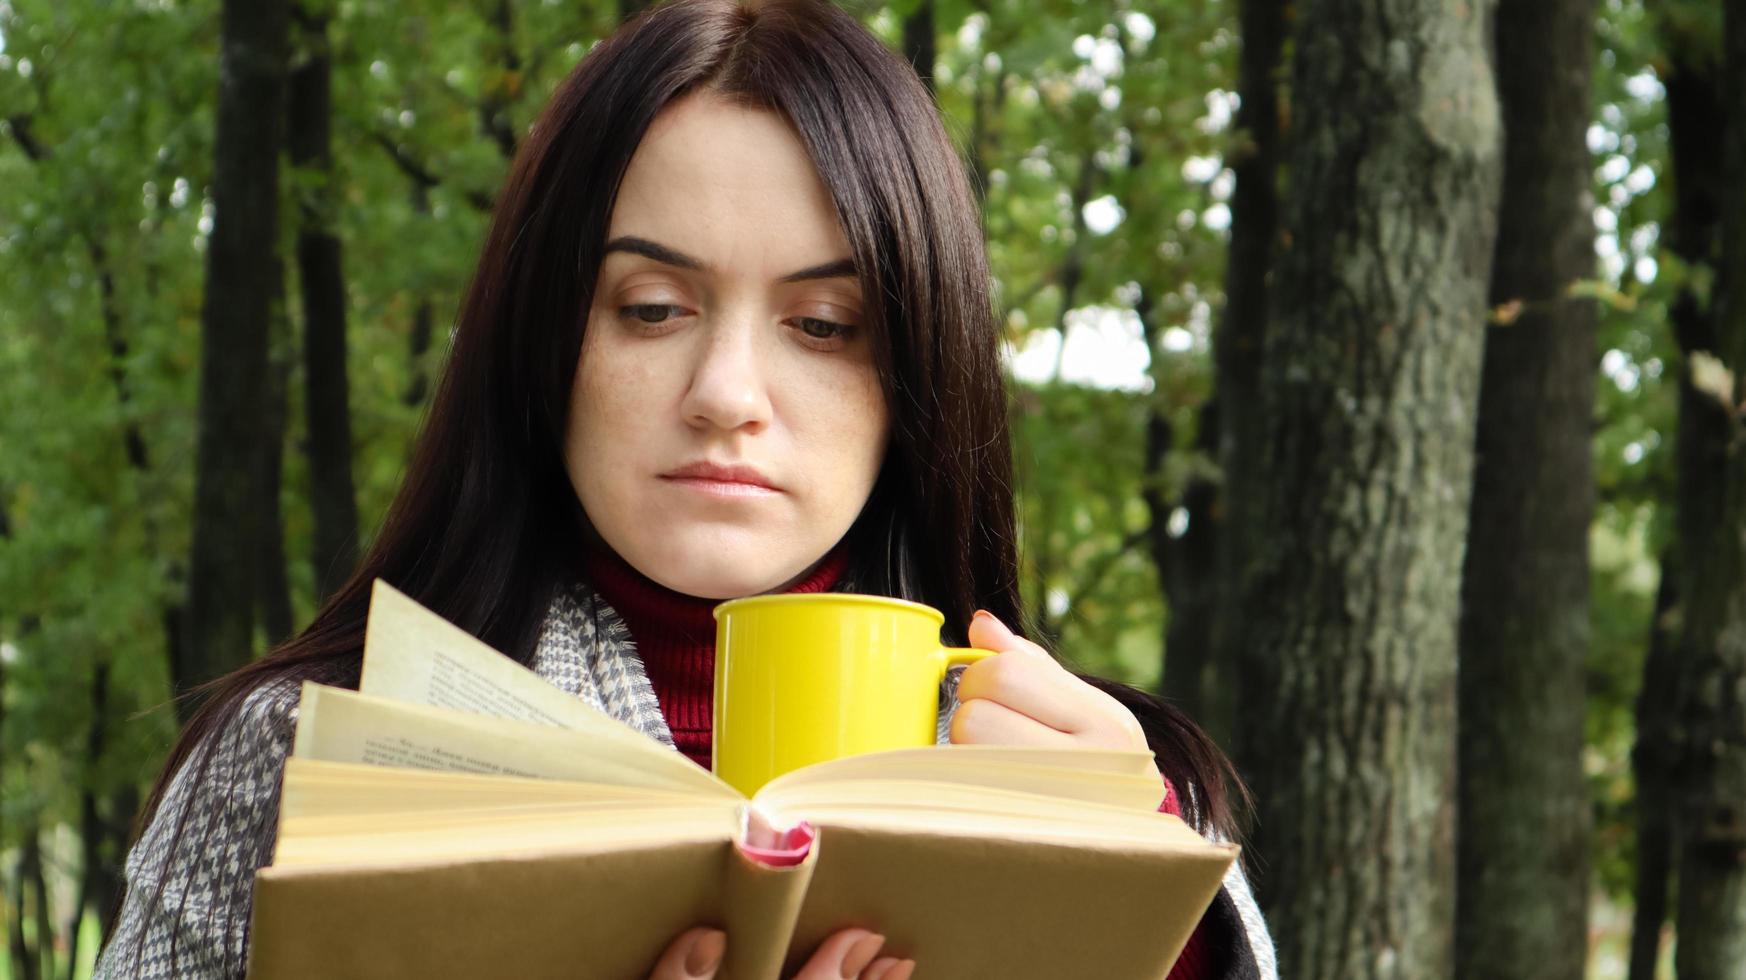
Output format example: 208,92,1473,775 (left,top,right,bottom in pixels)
95,1,1274,977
